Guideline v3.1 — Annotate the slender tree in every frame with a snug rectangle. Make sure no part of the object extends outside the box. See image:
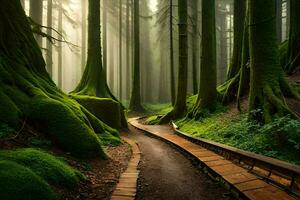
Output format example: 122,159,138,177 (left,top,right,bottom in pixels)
129,0,145,111
159,0,188,123
125,0,131,100
190,0,218,119
169,0,175,105
29,0,43,46
119,0,123,100
248,0,299,123
276,0,282,43
73,0,116,100
57,0,63,88
191,0,199,95
46,0,53,77
286,0,300,73
82,0,87,73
